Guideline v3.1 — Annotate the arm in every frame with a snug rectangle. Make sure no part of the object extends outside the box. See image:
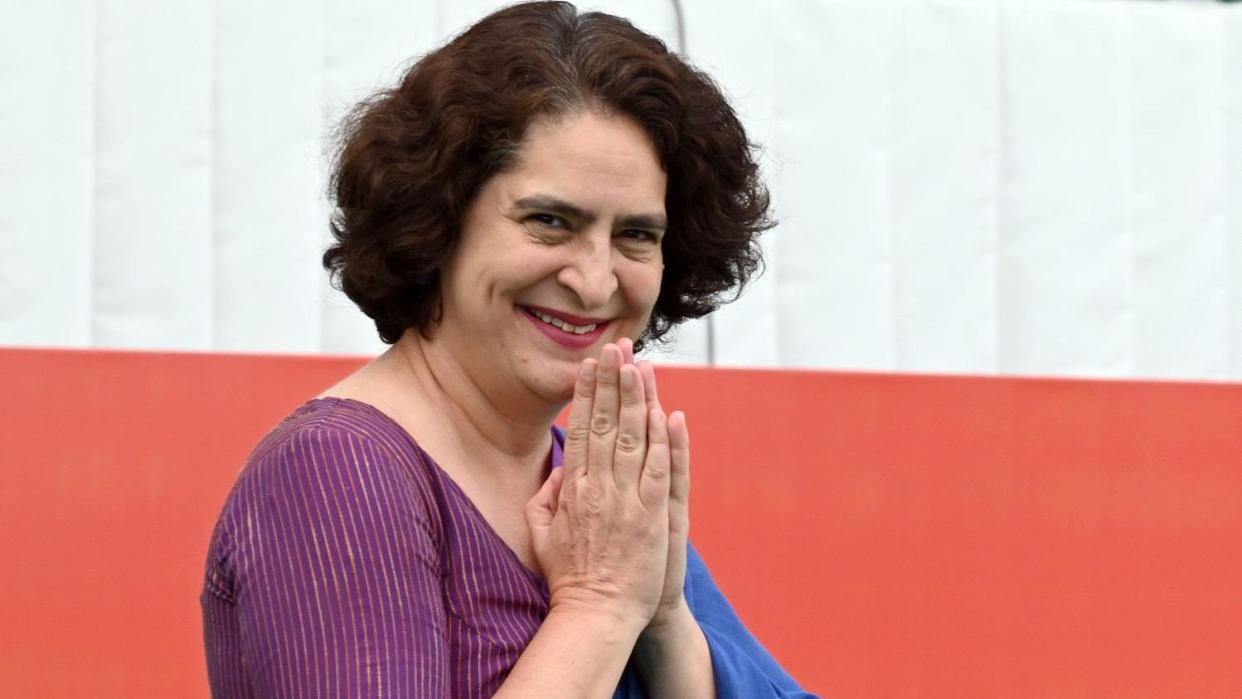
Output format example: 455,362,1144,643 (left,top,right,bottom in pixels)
495,597,647,698
228,425,449,698
632,601,715,698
